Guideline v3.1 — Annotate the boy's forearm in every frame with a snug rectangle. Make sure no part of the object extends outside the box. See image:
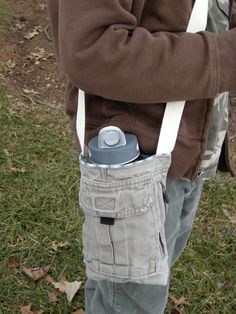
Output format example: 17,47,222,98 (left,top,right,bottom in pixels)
47,0,236,103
